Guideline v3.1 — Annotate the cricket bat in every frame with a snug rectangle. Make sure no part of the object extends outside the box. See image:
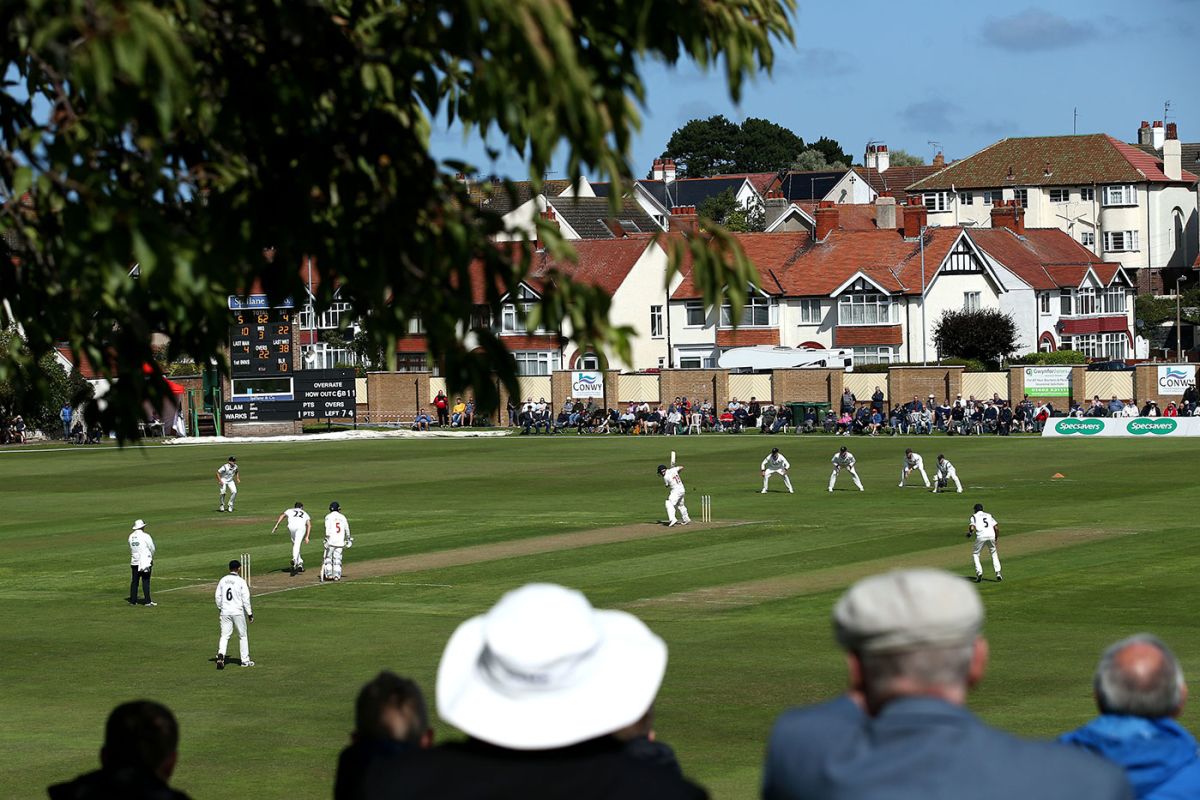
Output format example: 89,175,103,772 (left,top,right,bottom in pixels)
670,450,676,466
